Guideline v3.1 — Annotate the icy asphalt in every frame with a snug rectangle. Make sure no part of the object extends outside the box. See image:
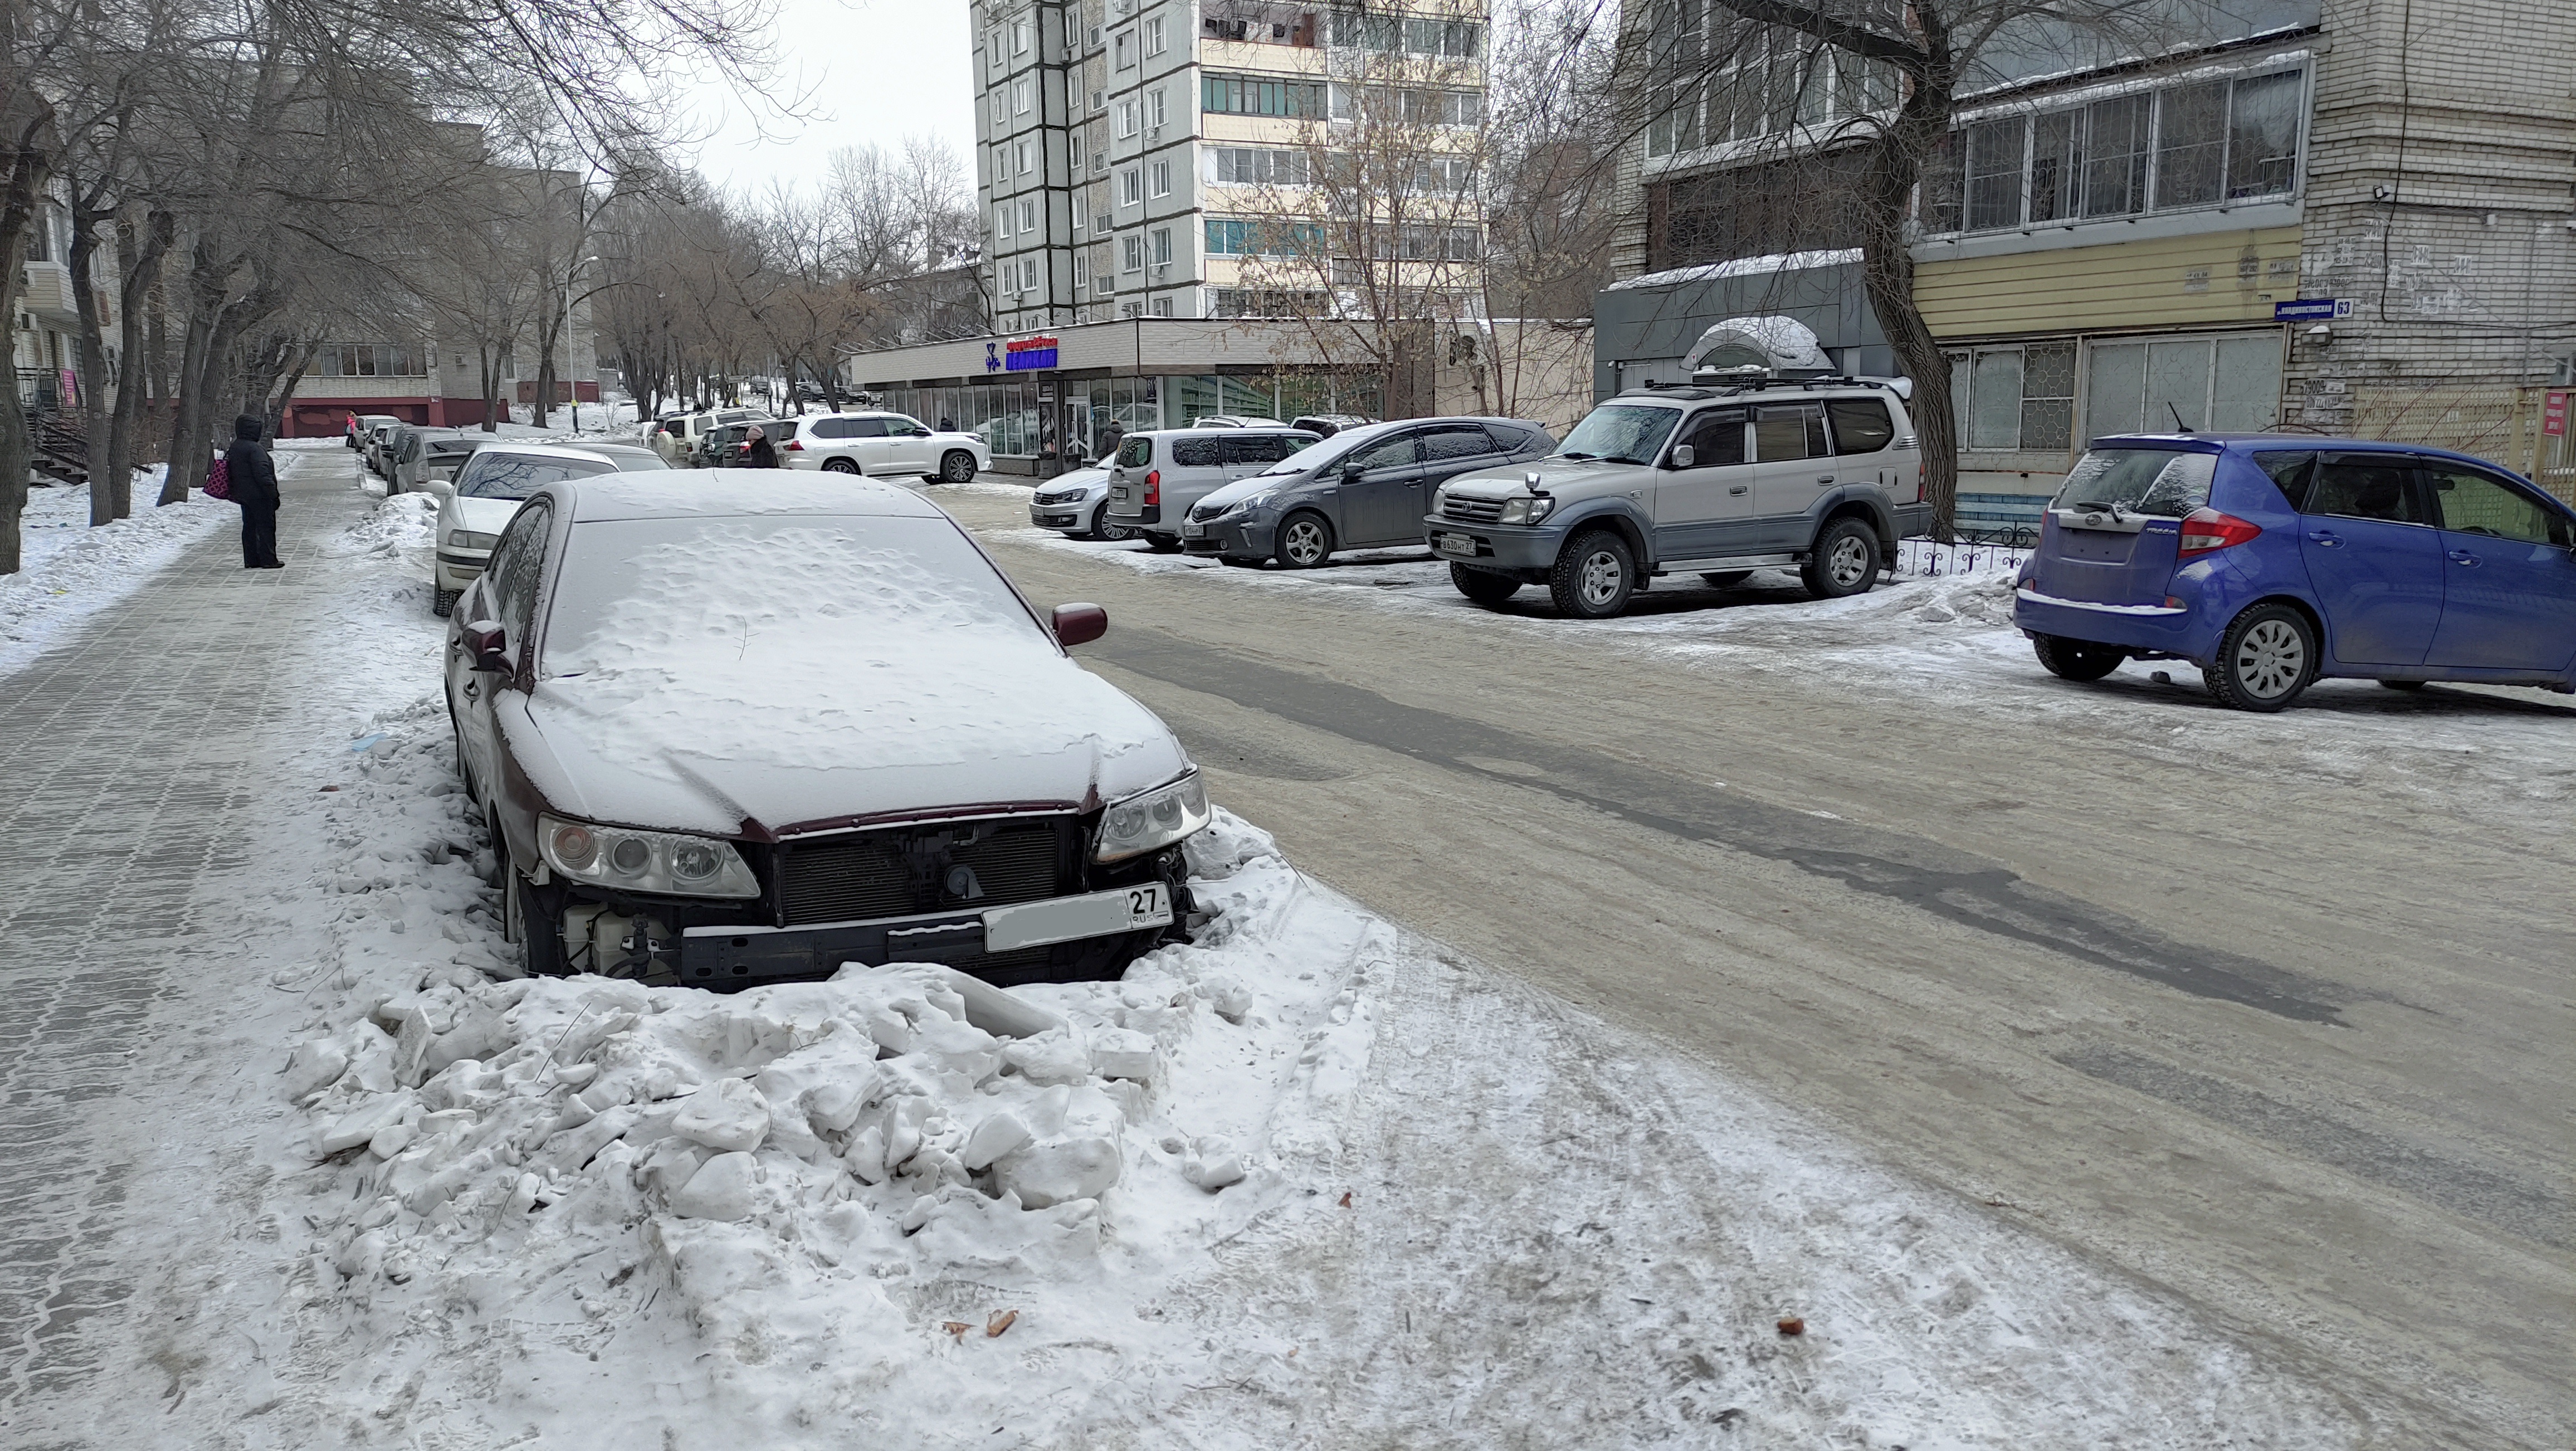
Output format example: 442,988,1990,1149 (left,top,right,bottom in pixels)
0,454,2560,1448
937,484,2573,1448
